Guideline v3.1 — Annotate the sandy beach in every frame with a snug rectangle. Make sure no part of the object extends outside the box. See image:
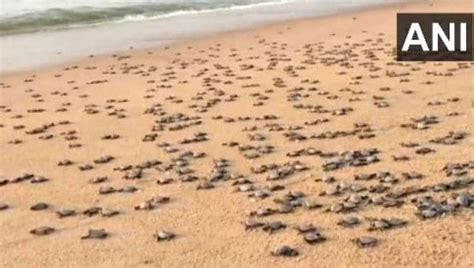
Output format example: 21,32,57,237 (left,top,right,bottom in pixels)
1,0,473,267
